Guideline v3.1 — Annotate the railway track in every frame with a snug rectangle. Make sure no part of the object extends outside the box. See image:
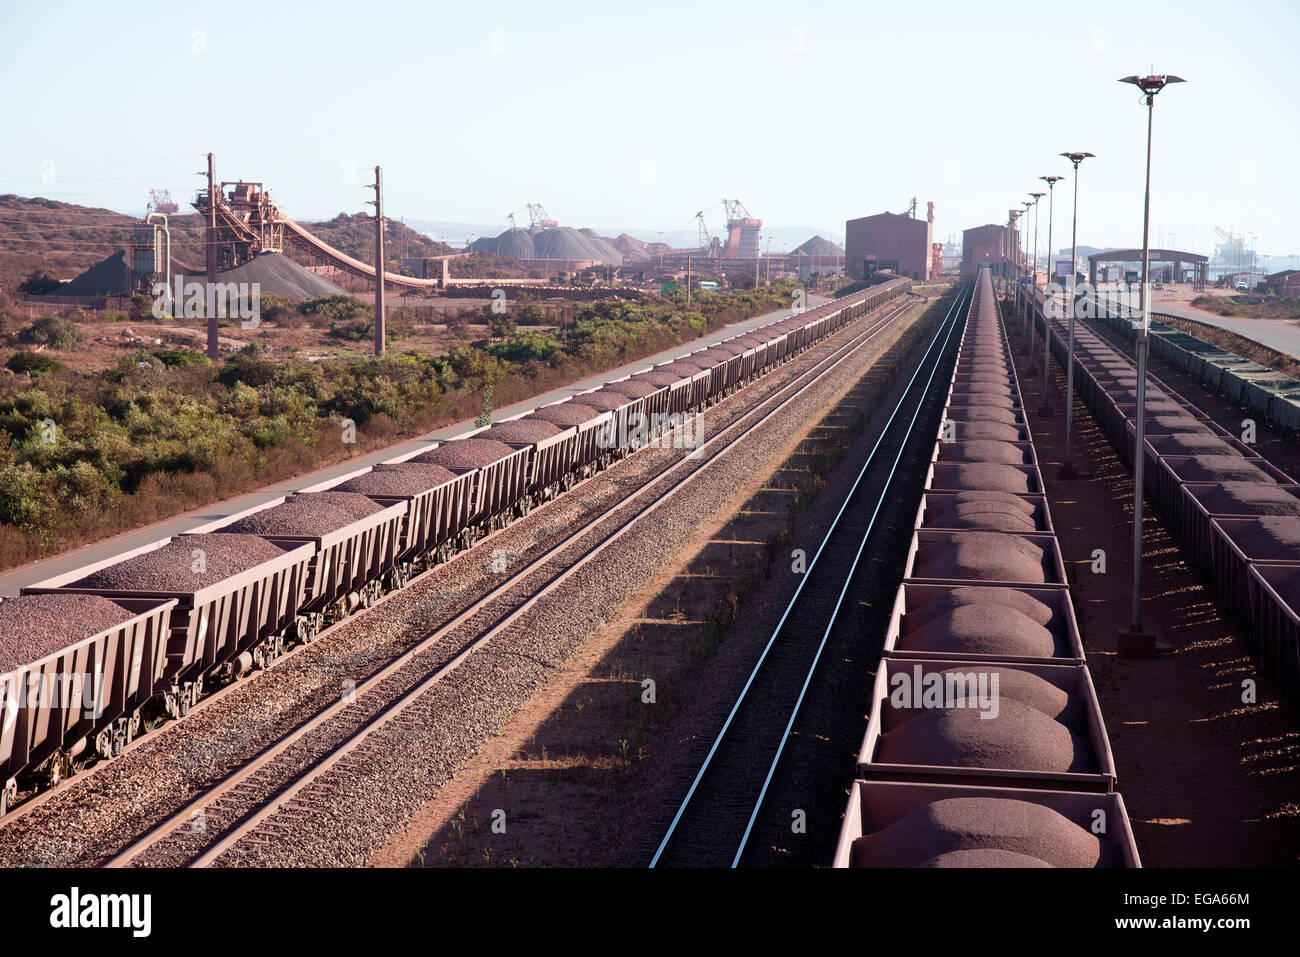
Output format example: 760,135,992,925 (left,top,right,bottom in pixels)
96,293,923,867
649,283,971,868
